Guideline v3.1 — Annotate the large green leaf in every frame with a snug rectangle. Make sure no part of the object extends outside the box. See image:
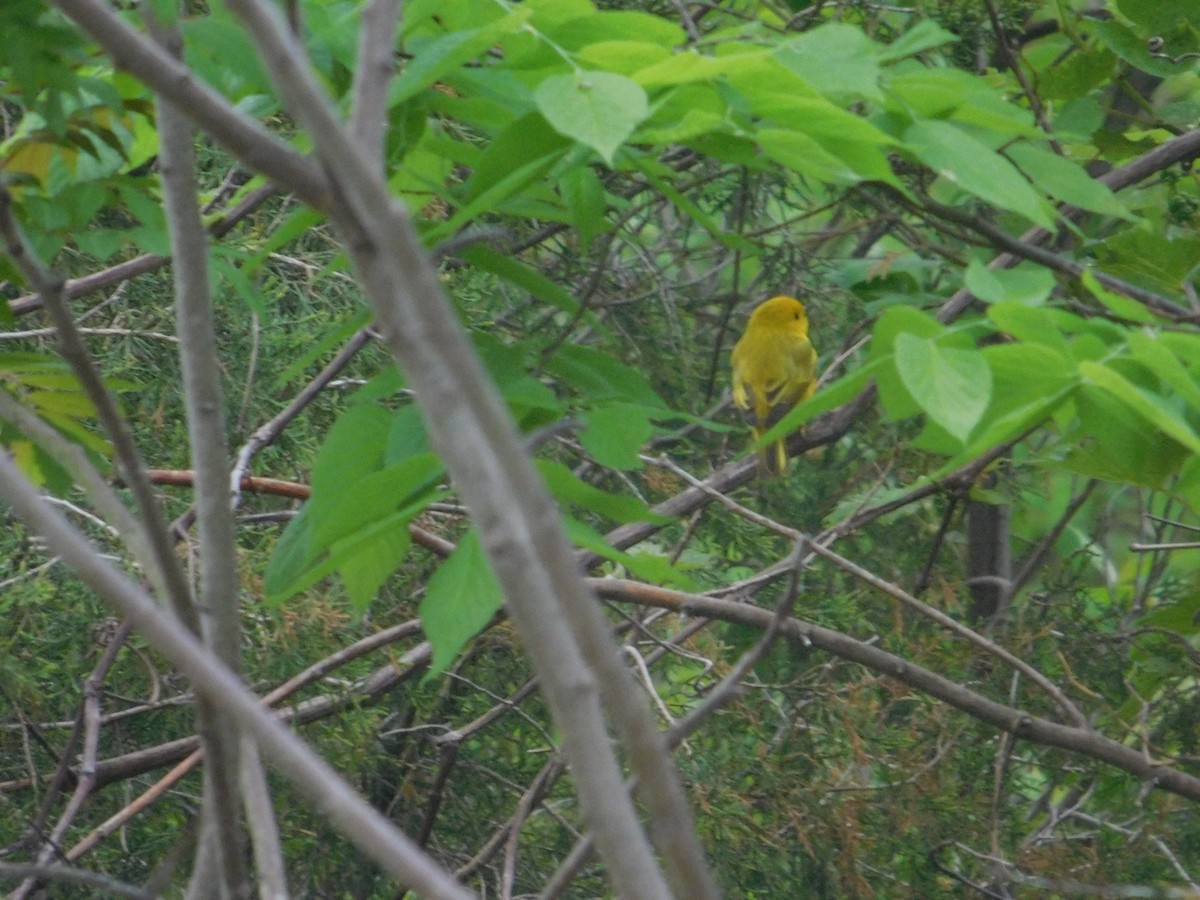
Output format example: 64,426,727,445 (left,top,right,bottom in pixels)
756,128,862,185
893,333,992,443
537,459,670,524
312,455,444,550
632,48,771,89
461,245,580,314
870,307,945,421
309,403,390,502
1067,384,1189,486
578,403,653,471
576,40,673,76
884,66,983,118
1080,269,1158,324
1114,0,1192,32
1127,331,1200,413
776,24,882,102
965,260,1055,306
876,19,958,63
265,455,444,604
544,344,666,407
460,112,571,205
557,163,608,248
534,71,648,165
541,8,685,52
420,529,504,677
1079,360,1200,454
389,10,533,107
332,517,413,611
987,302,1074,355
904,121,1055,228
1005,142,1134,220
